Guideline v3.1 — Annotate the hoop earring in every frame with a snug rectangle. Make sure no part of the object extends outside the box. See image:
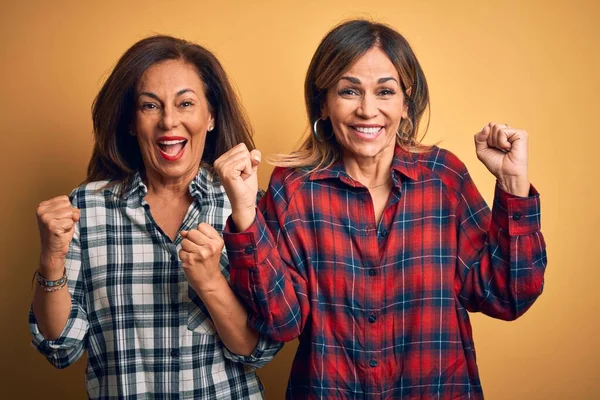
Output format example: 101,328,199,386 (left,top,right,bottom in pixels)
312,118,333,142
